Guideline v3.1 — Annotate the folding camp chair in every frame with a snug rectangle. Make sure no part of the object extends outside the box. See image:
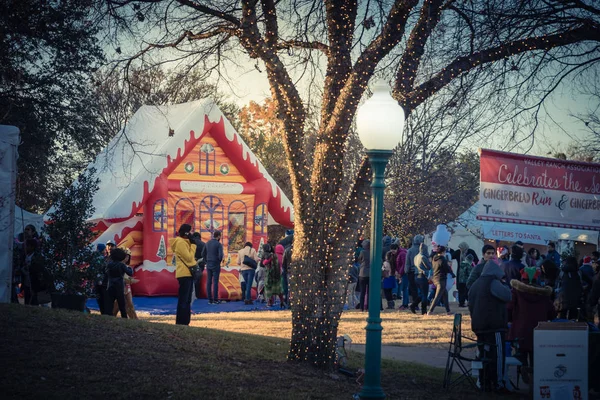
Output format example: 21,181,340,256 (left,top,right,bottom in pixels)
504,339,522,390
443,313,481,390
